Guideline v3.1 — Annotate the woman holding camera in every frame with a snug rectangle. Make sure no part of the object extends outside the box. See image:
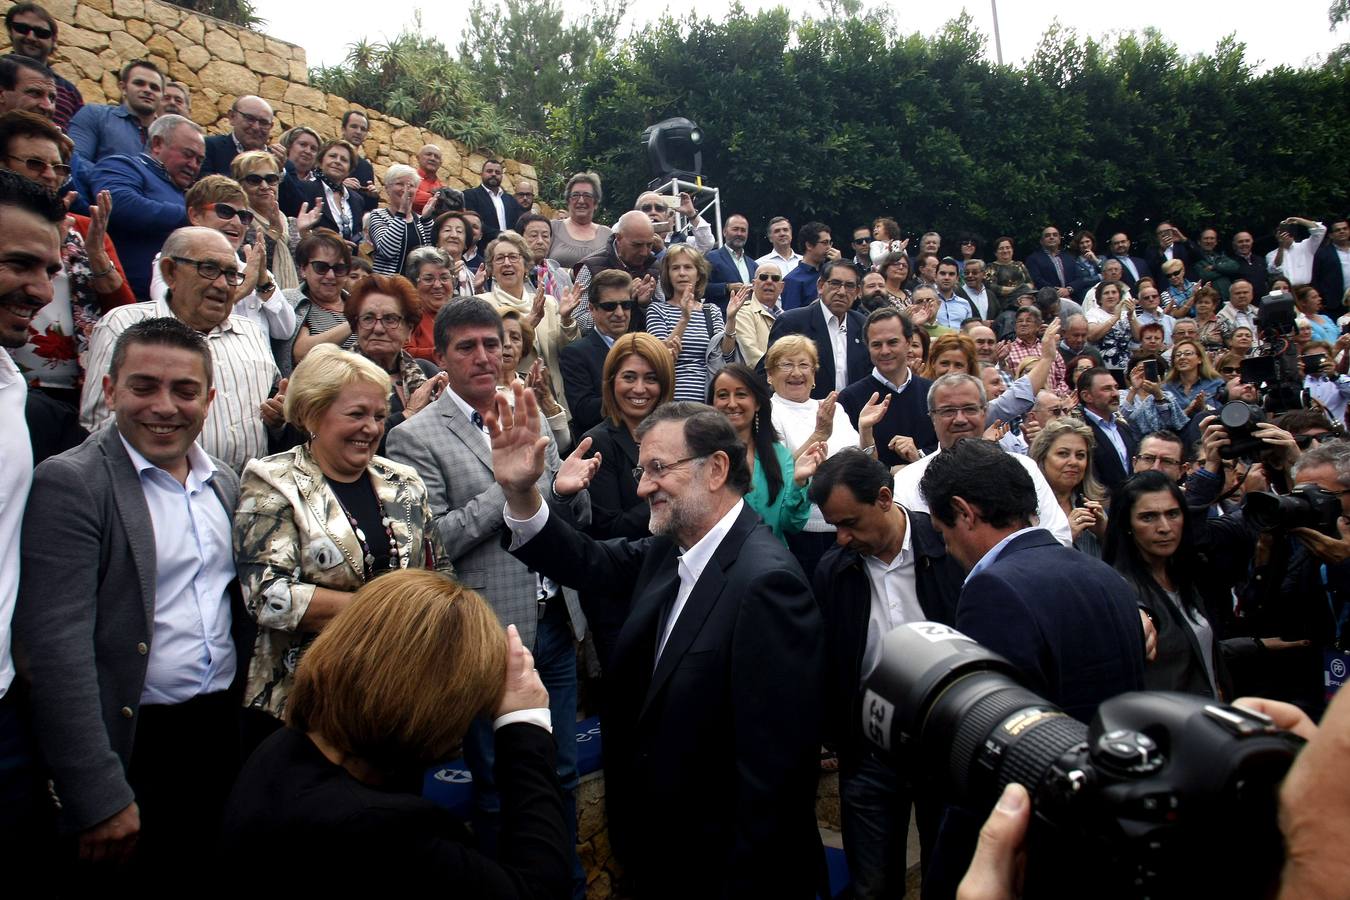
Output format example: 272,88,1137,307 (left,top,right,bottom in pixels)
220,570,571,893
